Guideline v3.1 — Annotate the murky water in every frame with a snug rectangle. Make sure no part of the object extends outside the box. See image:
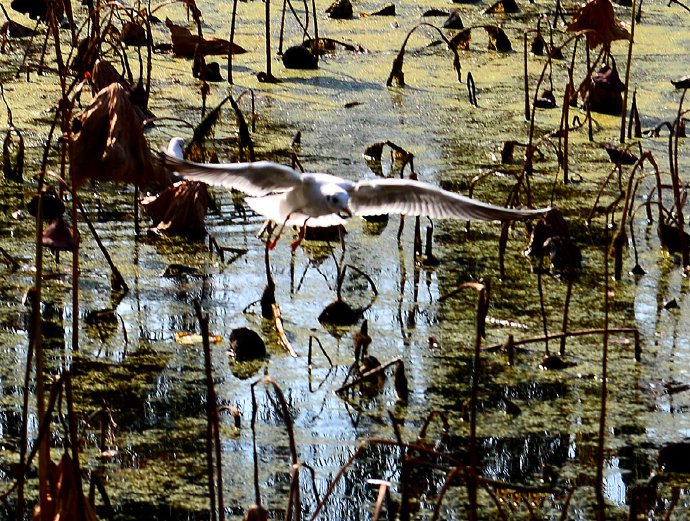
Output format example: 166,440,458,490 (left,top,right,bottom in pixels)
1,0,690,518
